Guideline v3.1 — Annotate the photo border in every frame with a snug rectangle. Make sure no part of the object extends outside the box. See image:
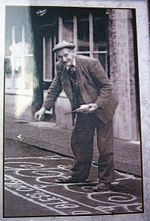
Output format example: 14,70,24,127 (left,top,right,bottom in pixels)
0,0,150,221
